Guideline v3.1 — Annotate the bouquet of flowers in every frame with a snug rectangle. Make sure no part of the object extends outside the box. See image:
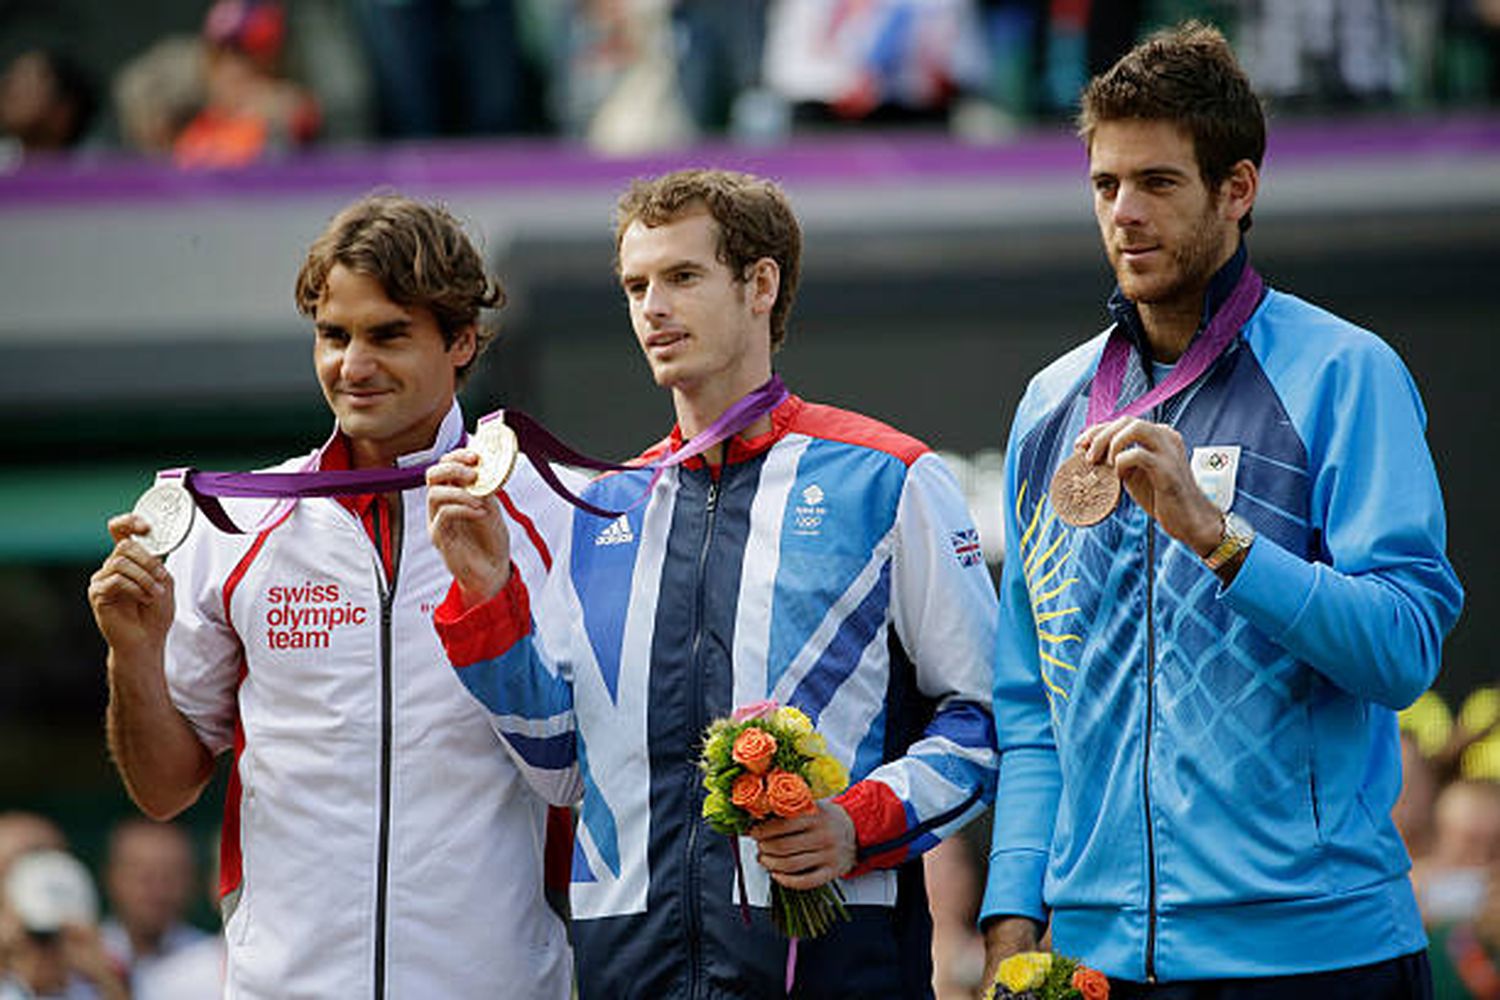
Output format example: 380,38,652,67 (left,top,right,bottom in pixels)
983,952,1109,1000
699,699,852,938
